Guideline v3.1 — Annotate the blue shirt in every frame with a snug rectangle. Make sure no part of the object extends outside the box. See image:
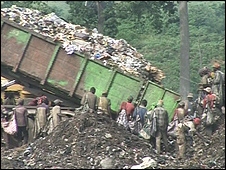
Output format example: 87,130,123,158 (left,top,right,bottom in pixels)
133,106,147,126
